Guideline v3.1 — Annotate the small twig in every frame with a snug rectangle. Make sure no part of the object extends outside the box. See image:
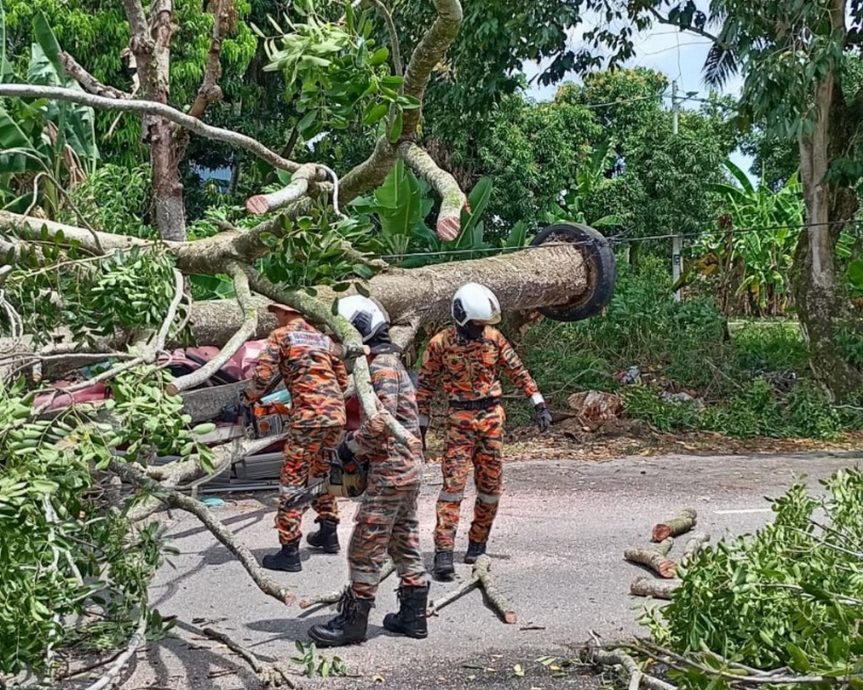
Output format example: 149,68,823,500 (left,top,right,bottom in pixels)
364,0,403,77
175,620,296,688
82,608,147,690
